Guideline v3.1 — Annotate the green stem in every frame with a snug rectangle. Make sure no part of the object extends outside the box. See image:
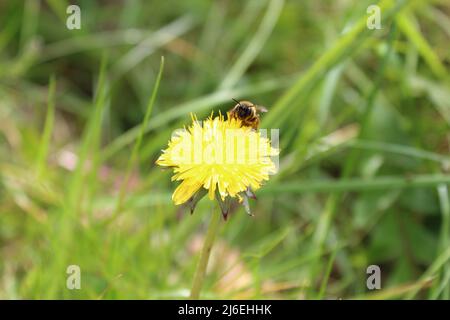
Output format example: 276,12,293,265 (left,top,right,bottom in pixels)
190,205,221,300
